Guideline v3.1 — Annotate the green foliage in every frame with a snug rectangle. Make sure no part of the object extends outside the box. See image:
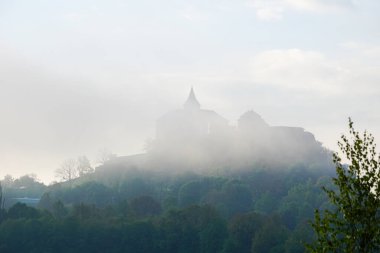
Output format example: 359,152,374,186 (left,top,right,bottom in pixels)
51,200,68,219
7,203,40,219
178,180,206,207
251,215,289,253
223,212,265,253
119,178,153,200
0,183,4,223
129,195,162,218
284,222,314,253
157,205,227,253
308,119,380,253
1,174,46,209
0,150,338,252
254,192,277,214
